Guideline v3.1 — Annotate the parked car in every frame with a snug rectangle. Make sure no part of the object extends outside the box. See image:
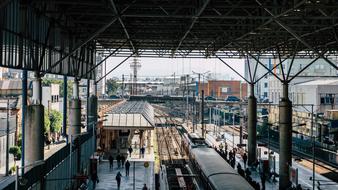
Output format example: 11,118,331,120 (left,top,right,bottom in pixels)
225,96,240,102
205,96,216,101
109,95,121,99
